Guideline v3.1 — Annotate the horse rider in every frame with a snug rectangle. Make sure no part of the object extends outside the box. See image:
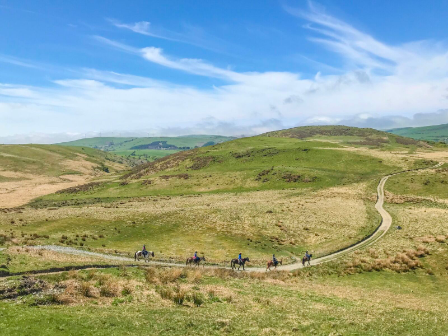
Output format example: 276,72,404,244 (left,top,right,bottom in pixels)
273,254,278,266
238,252,242,265
305,251,311,260
142,244,148,257
194,251,199,261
